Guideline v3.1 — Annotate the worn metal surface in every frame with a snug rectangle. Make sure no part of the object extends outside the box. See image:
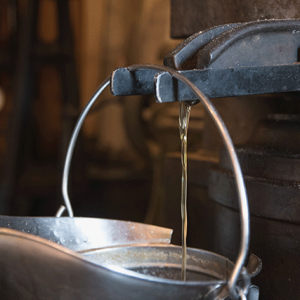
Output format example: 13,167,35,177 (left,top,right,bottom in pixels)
0,216,172,252
112,20,300,102
0,228,250,300
196,19,300,69
111,64,300,101
155,64,300,102
164,23,240,70
166,19,300,70
171,0,300,38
